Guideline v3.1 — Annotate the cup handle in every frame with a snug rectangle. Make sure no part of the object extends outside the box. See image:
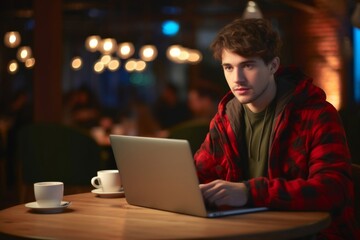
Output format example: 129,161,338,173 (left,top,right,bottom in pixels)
91,176,102,189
